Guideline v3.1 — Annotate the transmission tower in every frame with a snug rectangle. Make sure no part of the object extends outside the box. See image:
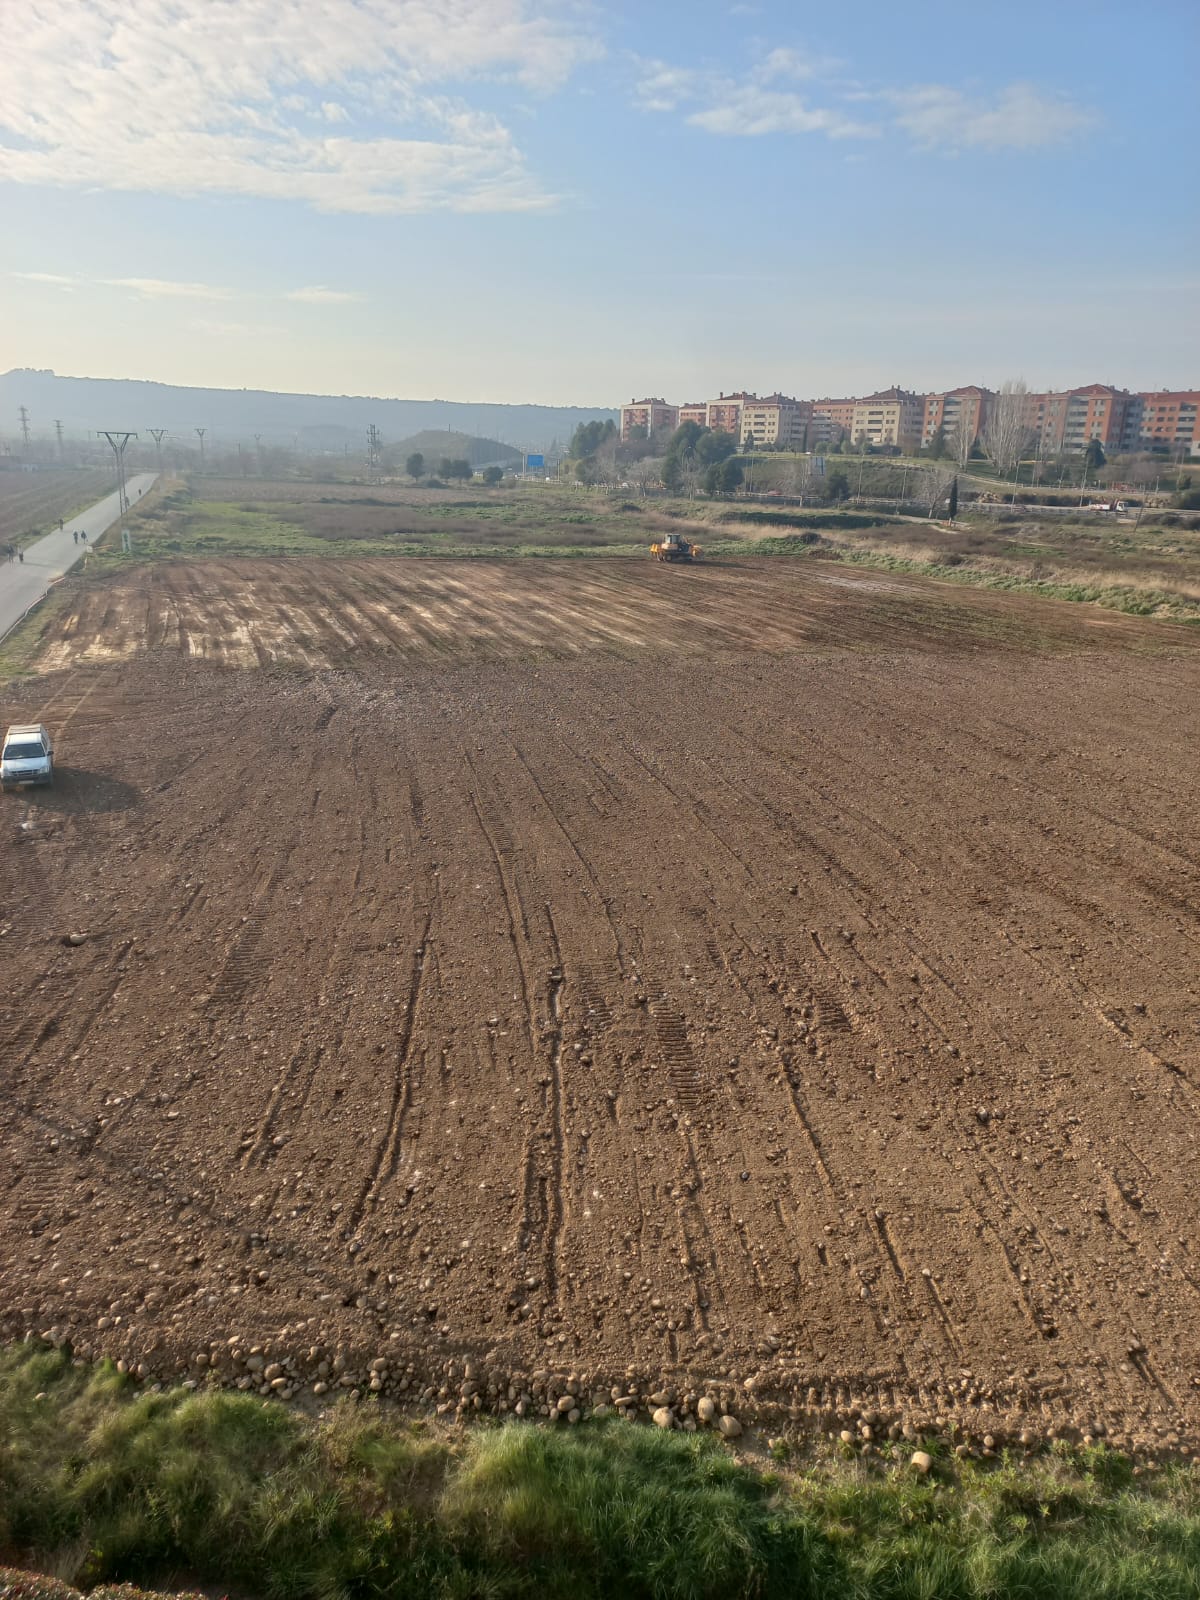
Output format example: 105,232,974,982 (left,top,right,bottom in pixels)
366,423,382,479
54,419,65,458
195,427,206,469
98,430,138,517
148,427,167,476
18,406,31,450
